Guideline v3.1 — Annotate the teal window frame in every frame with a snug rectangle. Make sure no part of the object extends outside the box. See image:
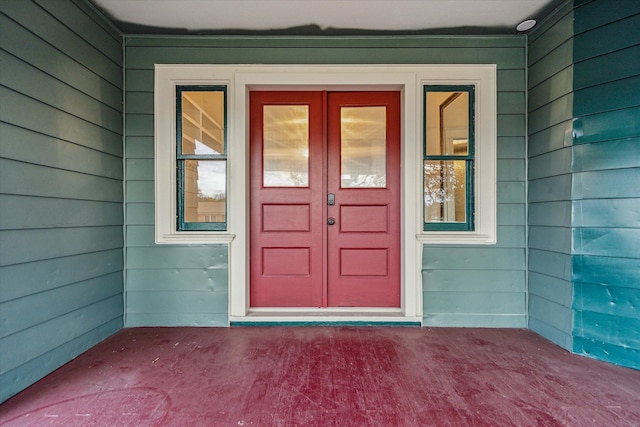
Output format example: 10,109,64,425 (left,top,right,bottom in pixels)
176,85,228,231
423,85,475,231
